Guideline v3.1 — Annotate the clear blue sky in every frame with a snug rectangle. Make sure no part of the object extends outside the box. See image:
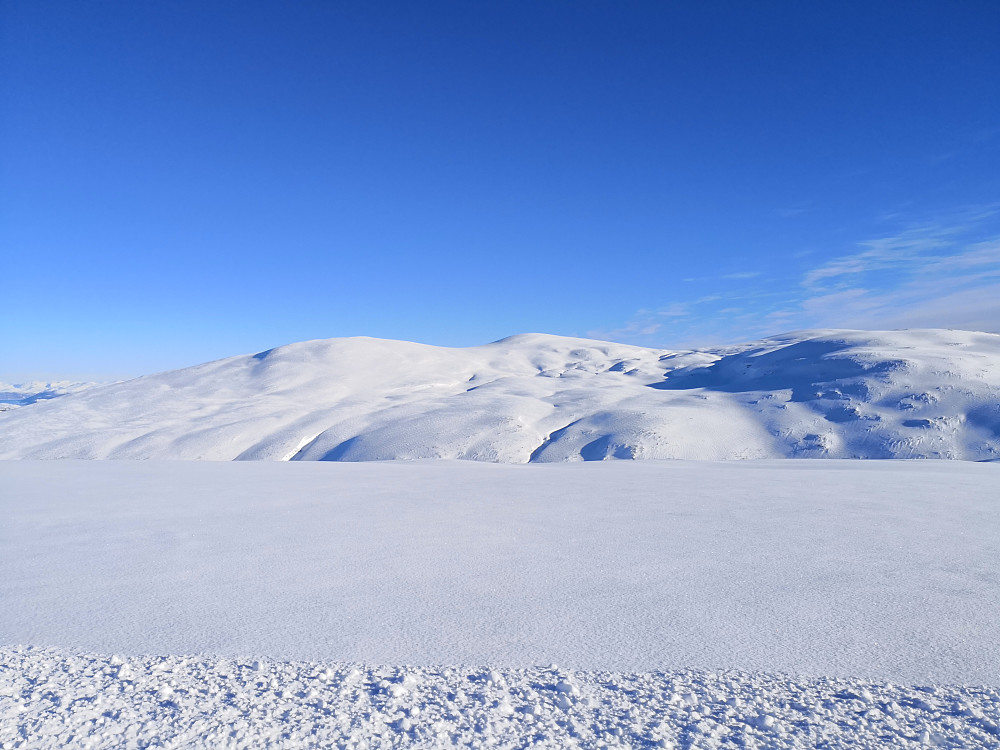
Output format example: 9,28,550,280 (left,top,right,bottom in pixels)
3,1,999,379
